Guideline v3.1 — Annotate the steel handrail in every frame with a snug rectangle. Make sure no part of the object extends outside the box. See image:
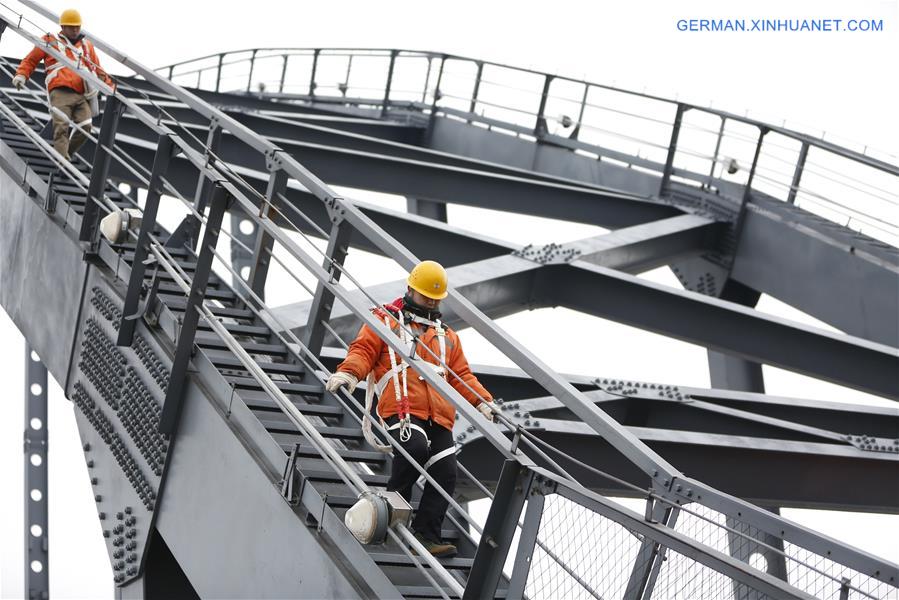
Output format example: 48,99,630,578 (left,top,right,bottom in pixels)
7,2,898,592
154,47,897,175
